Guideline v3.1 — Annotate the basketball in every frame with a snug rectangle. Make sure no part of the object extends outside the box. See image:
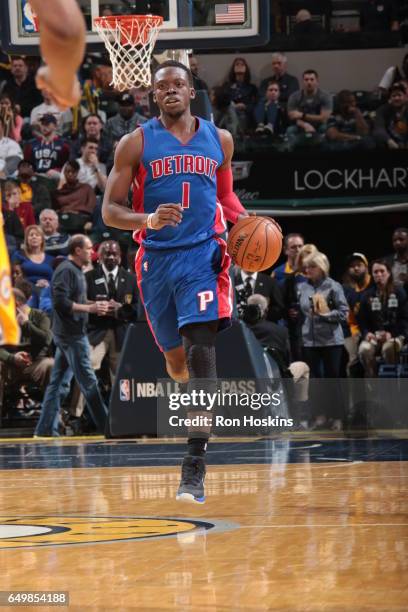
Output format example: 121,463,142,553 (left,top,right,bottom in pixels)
227,216,283,272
